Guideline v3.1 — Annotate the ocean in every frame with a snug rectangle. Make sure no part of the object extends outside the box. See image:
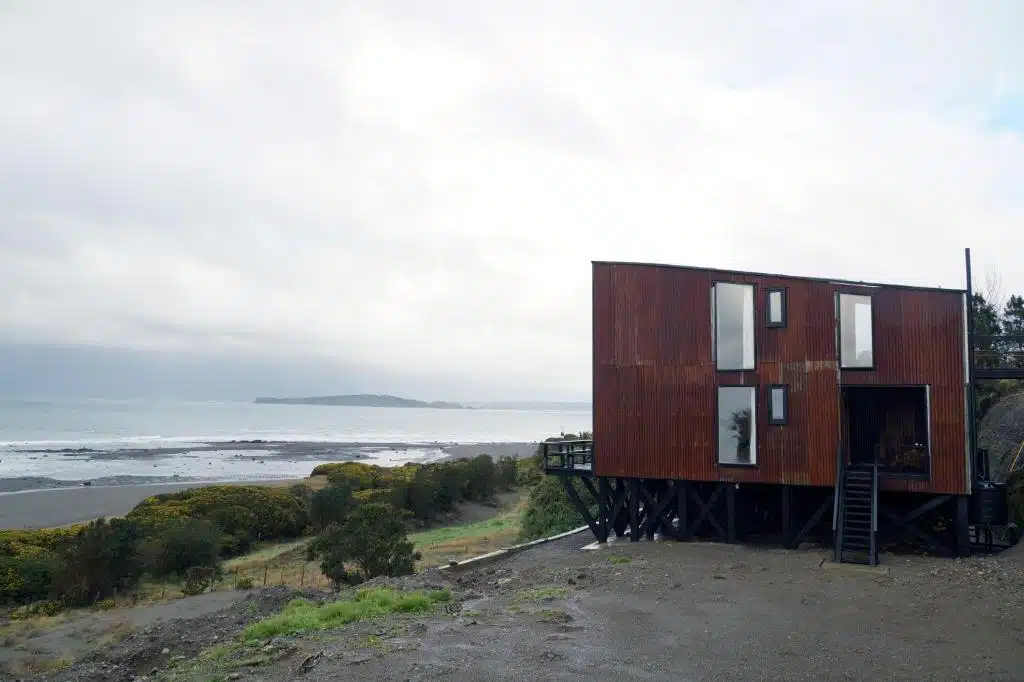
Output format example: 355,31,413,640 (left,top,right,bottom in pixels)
0,398,592,488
